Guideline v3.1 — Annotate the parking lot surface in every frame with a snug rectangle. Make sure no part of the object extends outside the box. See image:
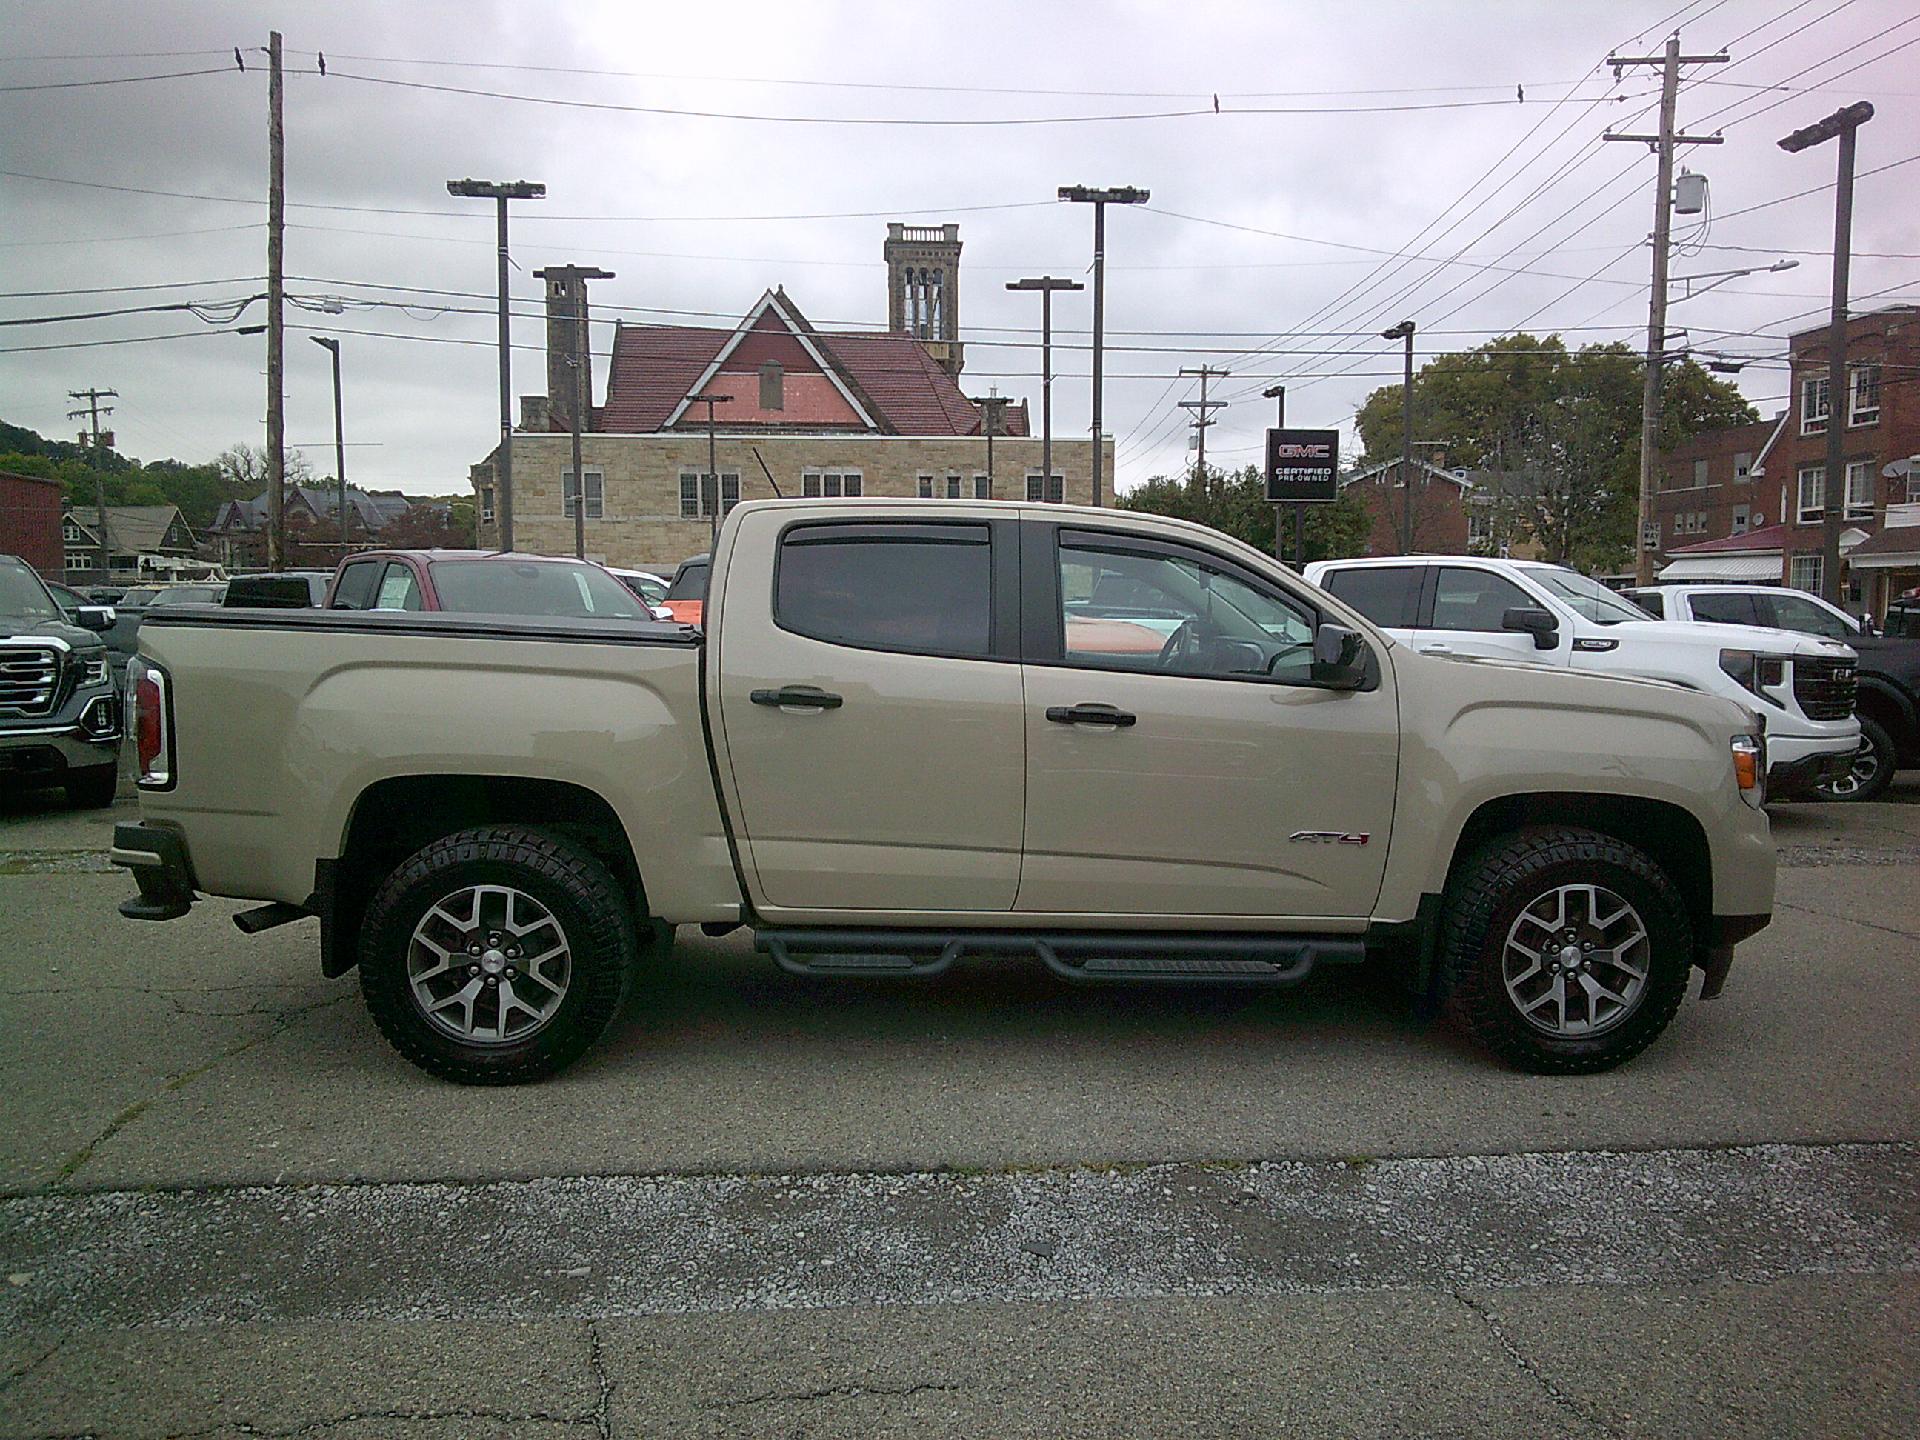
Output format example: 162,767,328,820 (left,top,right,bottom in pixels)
2,777,1917,1437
